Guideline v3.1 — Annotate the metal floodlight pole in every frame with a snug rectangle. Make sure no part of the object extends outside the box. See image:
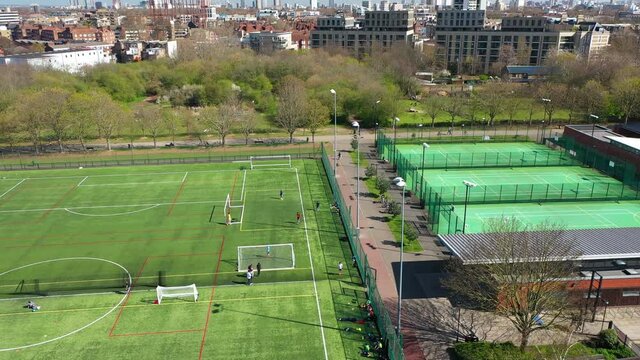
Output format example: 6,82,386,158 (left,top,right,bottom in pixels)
330,89,337,177
418,123,423,139
462,180,477,234
393,117,400,166
590,114,599,138
420,143,429,206
542,98,551,125
353,121,361,232
396,179,407,334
